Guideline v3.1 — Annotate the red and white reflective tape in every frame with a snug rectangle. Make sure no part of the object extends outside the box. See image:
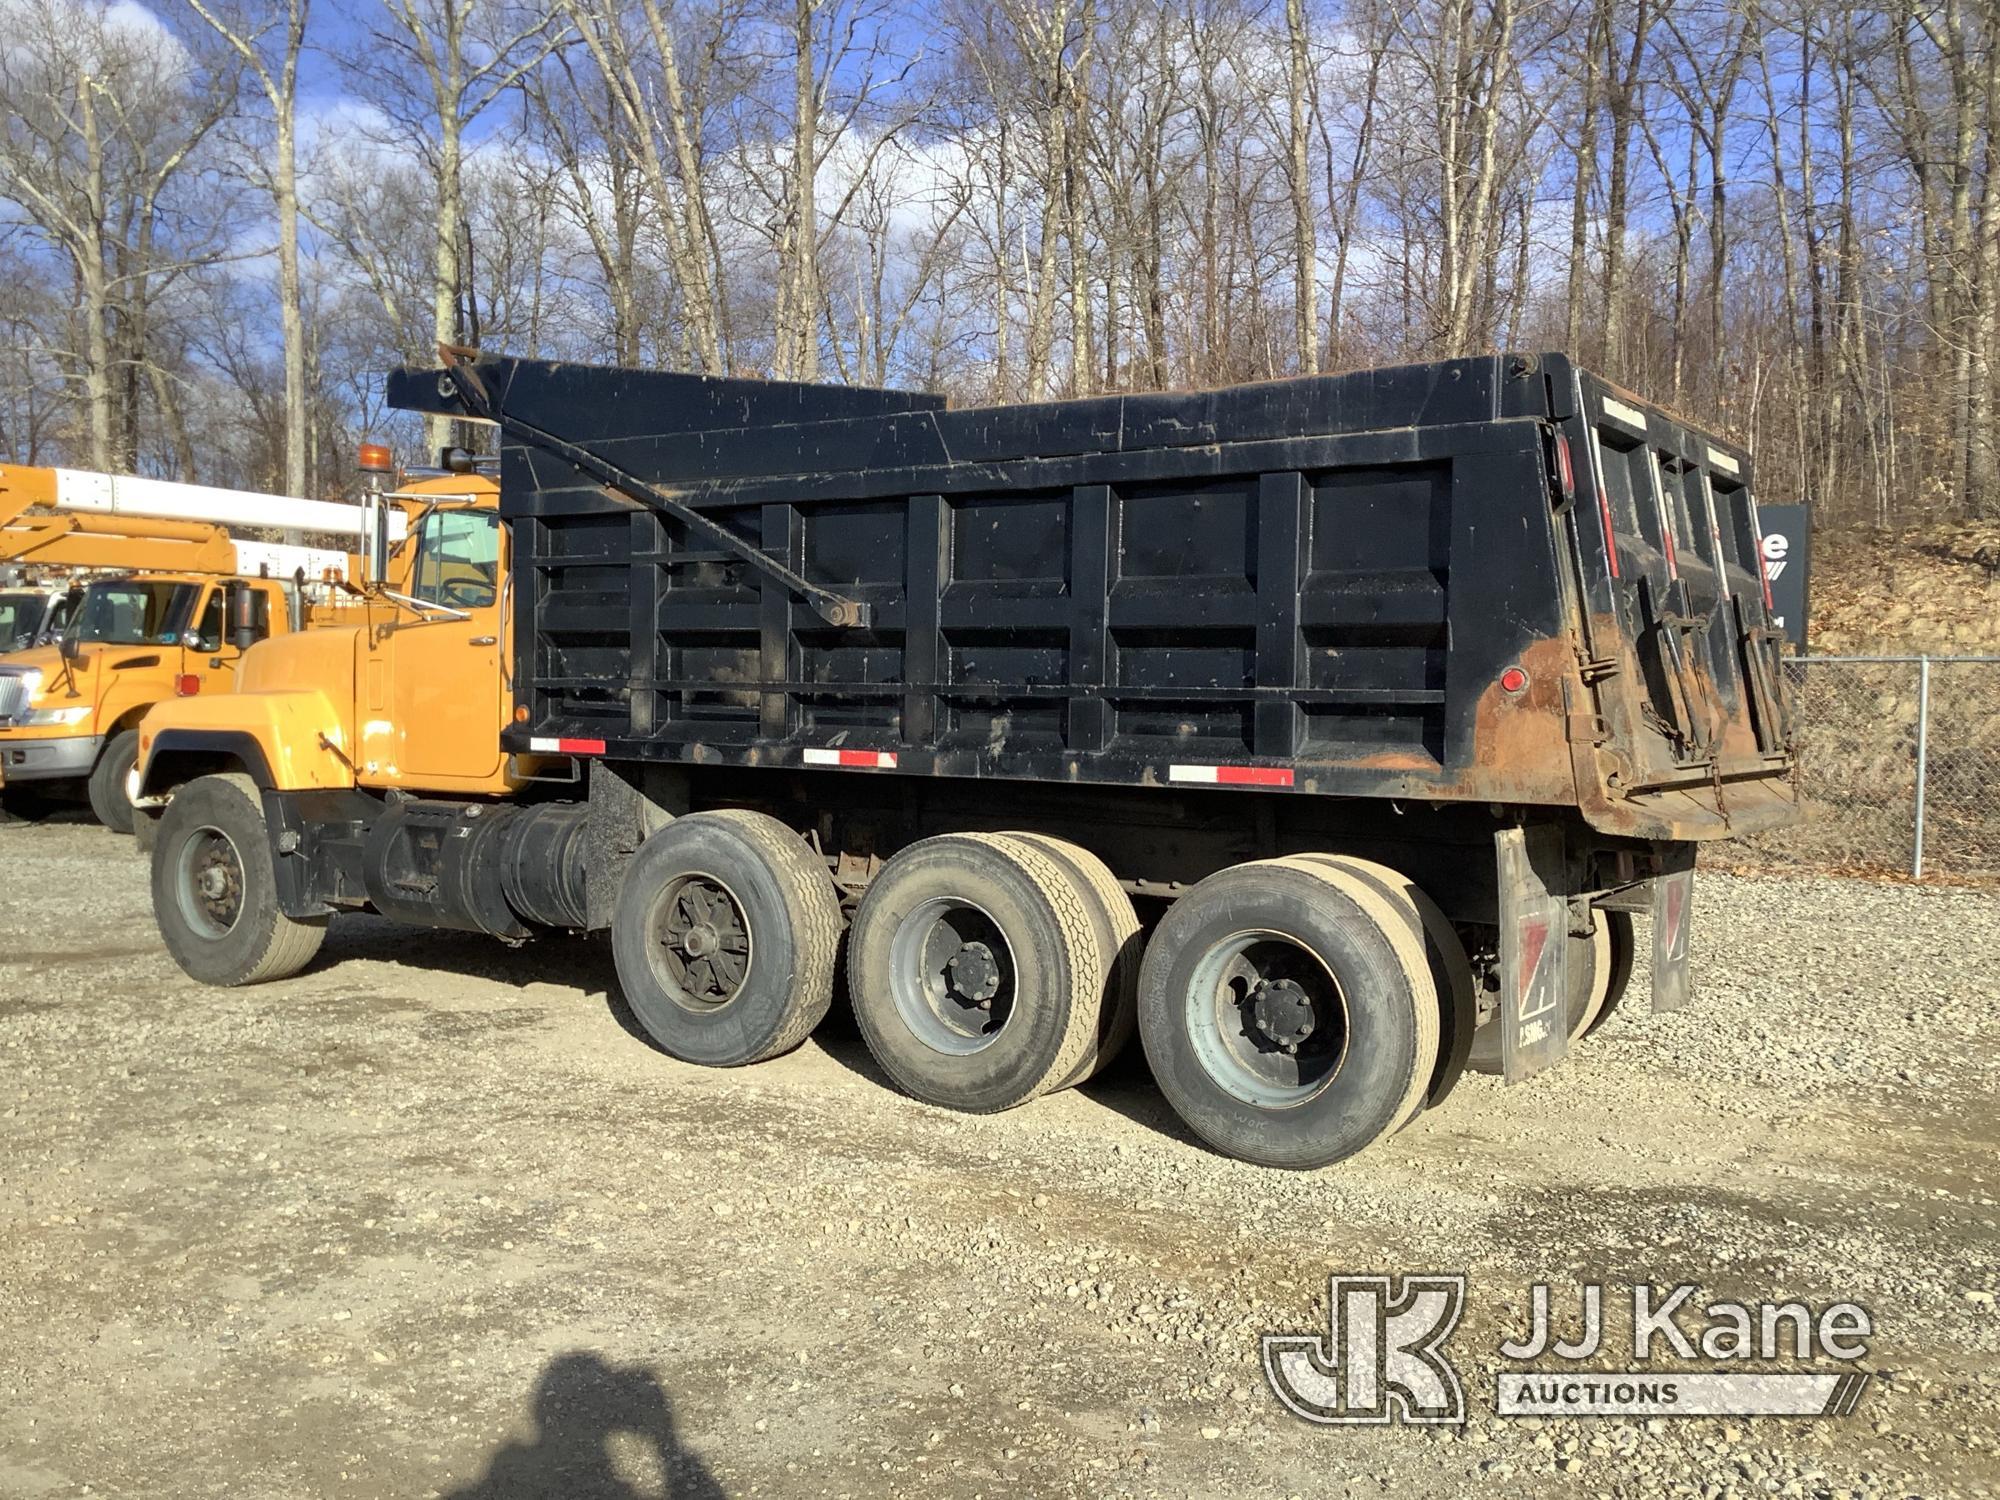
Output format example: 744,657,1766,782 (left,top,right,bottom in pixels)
1167,763,1295,788
804,747,899,770
528,736,607,755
